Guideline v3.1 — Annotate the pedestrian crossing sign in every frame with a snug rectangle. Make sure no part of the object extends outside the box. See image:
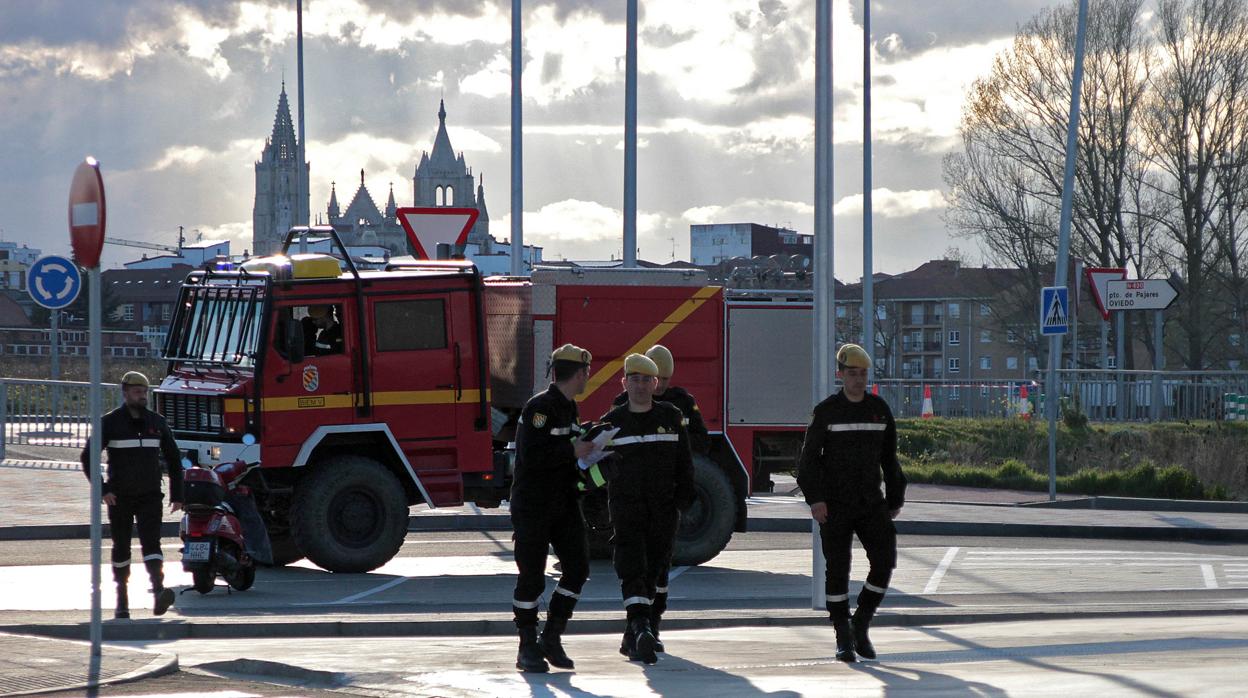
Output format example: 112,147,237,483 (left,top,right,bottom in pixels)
1040,286,1069,336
